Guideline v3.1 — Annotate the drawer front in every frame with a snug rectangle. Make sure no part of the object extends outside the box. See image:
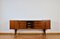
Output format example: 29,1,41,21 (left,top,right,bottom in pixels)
33,21,45,29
